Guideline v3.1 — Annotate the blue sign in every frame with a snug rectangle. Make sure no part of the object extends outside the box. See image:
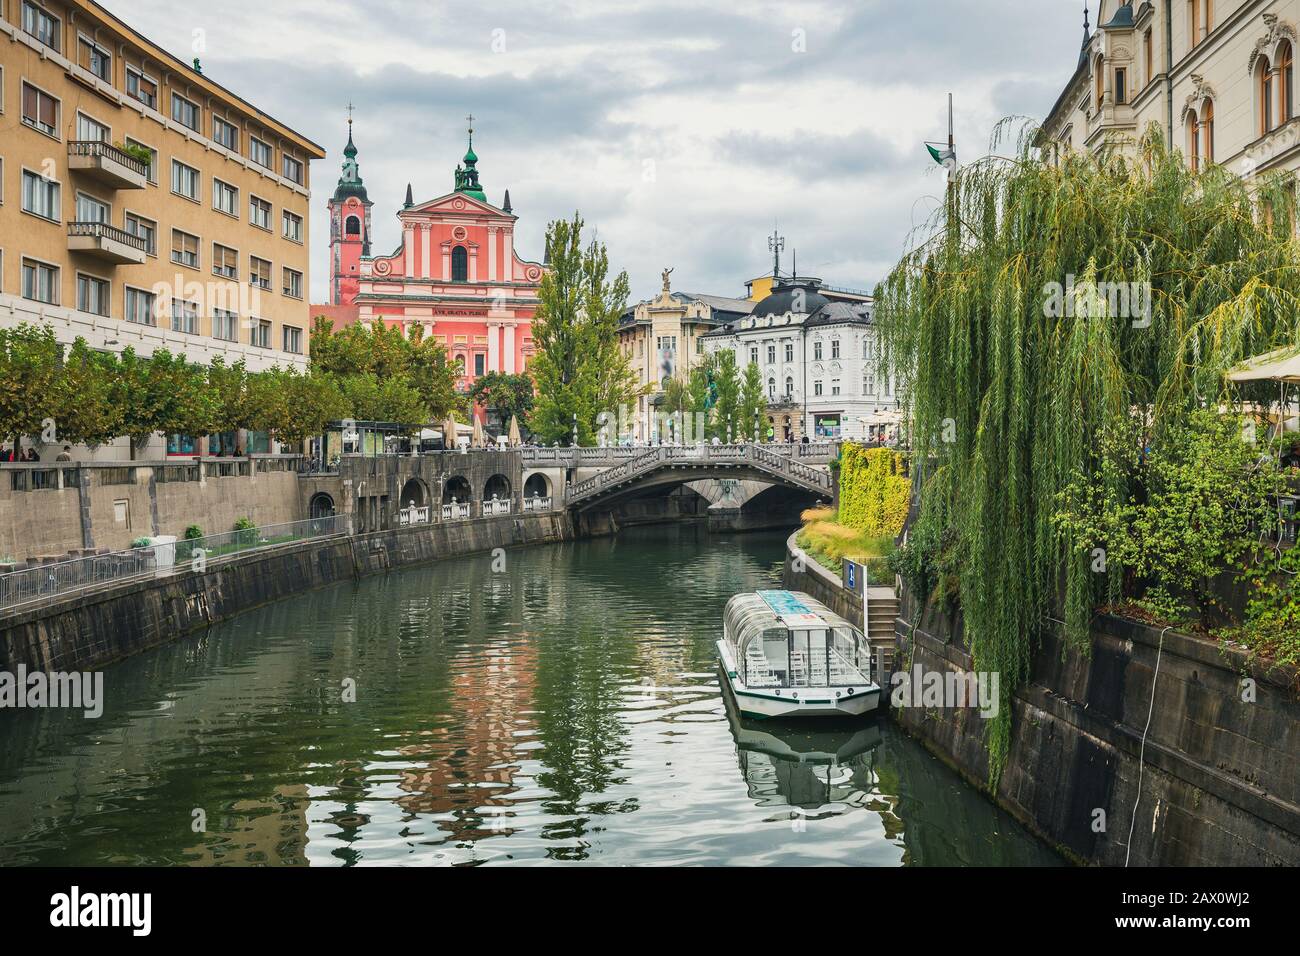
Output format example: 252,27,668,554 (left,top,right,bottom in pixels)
846,561,857,590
